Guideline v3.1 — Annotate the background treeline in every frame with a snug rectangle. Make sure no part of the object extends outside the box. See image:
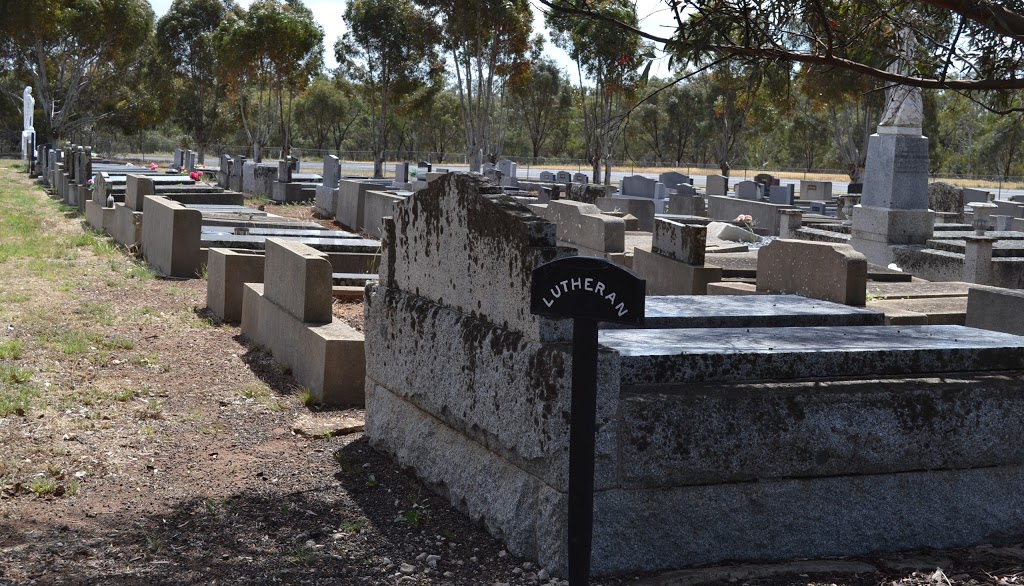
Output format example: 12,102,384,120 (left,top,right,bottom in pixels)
1,0,1022,183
